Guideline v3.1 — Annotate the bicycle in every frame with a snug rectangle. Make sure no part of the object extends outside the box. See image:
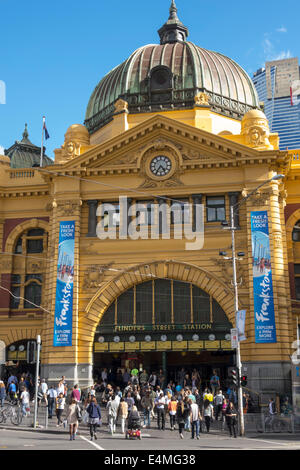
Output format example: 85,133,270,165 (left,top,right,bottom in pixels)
0,404,23,425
